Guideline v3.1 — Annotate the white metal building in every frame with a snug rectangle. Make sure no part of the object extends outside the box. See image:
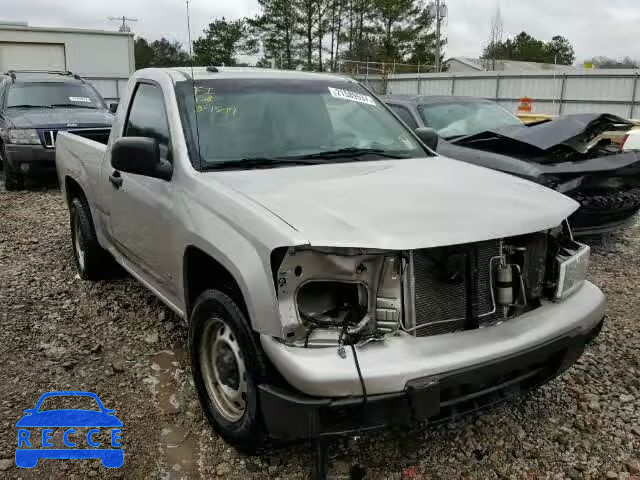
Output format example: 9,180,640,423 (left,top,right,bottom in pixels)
445,57,580,74
0,23,134,101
